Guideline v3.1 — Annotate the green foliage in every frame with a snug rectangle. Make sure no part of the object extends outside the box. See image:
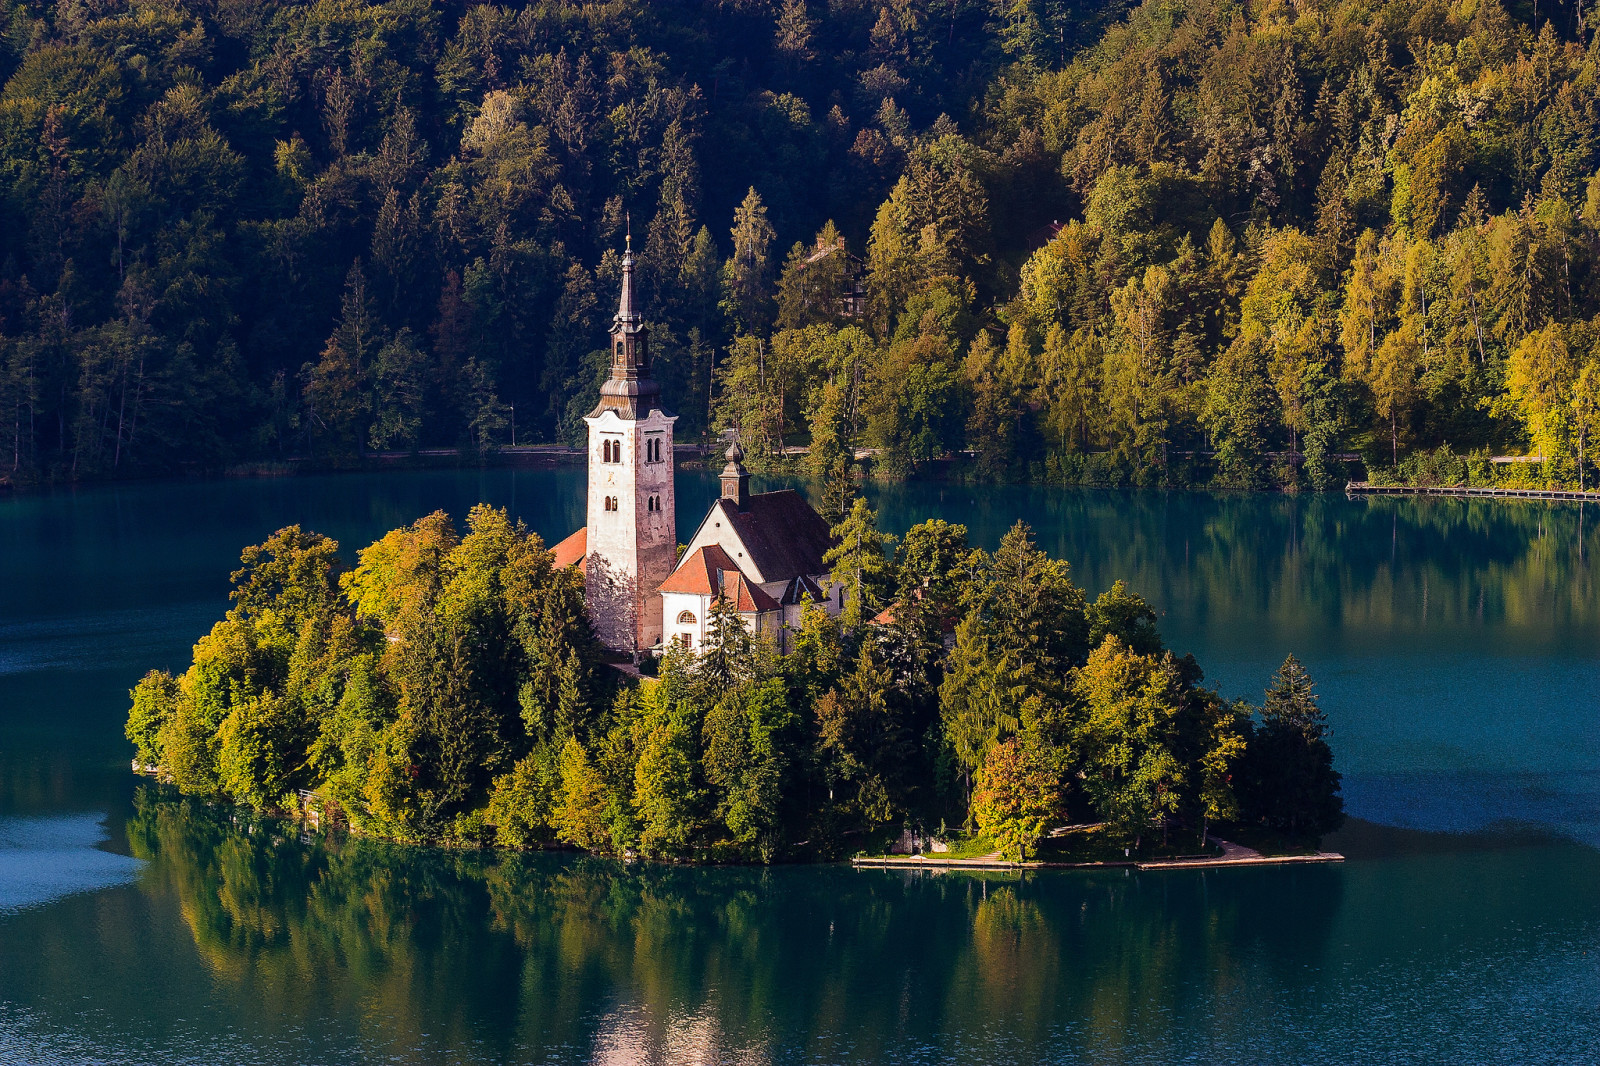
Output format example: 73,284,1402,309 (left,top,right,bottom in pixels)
127,508,605,838
127,509,1343,860
1087,580,1161,657
488,745,558,850
634,698,704,858
823,497,895,630
7,0,1599,489
1238,656,1345,837
126,669,178,764
971,736,1062,861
